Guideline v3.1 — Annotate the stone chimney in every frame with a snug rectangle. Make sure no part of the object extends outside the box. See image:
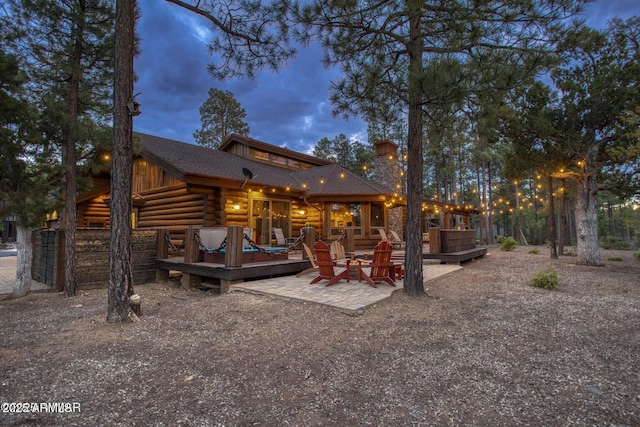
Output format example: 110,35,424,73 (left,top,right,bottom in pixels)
372,140,404,239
